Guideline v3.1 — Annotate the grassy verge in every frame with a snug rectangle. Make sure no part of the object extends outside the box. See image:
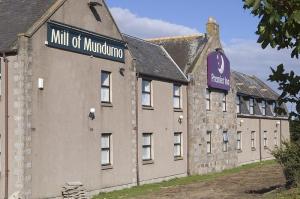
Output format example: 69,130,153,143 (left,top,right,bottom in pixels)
263,188,300,199
93,160,276,199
